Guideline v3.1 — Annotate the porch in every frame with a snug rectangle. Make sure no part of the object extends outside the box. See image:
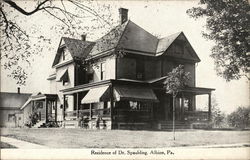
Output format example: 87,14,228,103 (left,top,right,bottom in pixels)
154,86,215,130
60,79,214,130
61,80,159,129
24,94,58,127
